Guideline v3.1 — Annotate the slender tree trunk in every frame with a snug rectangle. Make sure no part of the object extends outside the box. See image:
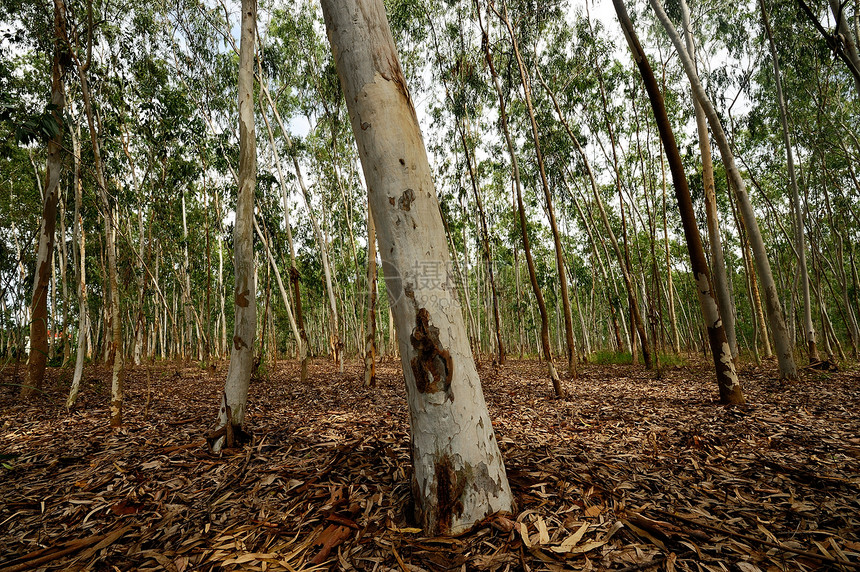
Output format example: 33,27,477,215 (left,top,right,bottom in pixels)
650,0,798,380
209,0,256,453
293,153,341,372
459,121,505,365
59,191,70,367
320,0,514,535
680,0,739,360
478,0,562,395
660,152,681,353
254,216,299,366
256,82,309,379
761,0,818,362
256,103,304,368
495,0,576,375
67,124,88,408
73,12,123,425
615,0,744,403
365,203,378,387
22,0,67,399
